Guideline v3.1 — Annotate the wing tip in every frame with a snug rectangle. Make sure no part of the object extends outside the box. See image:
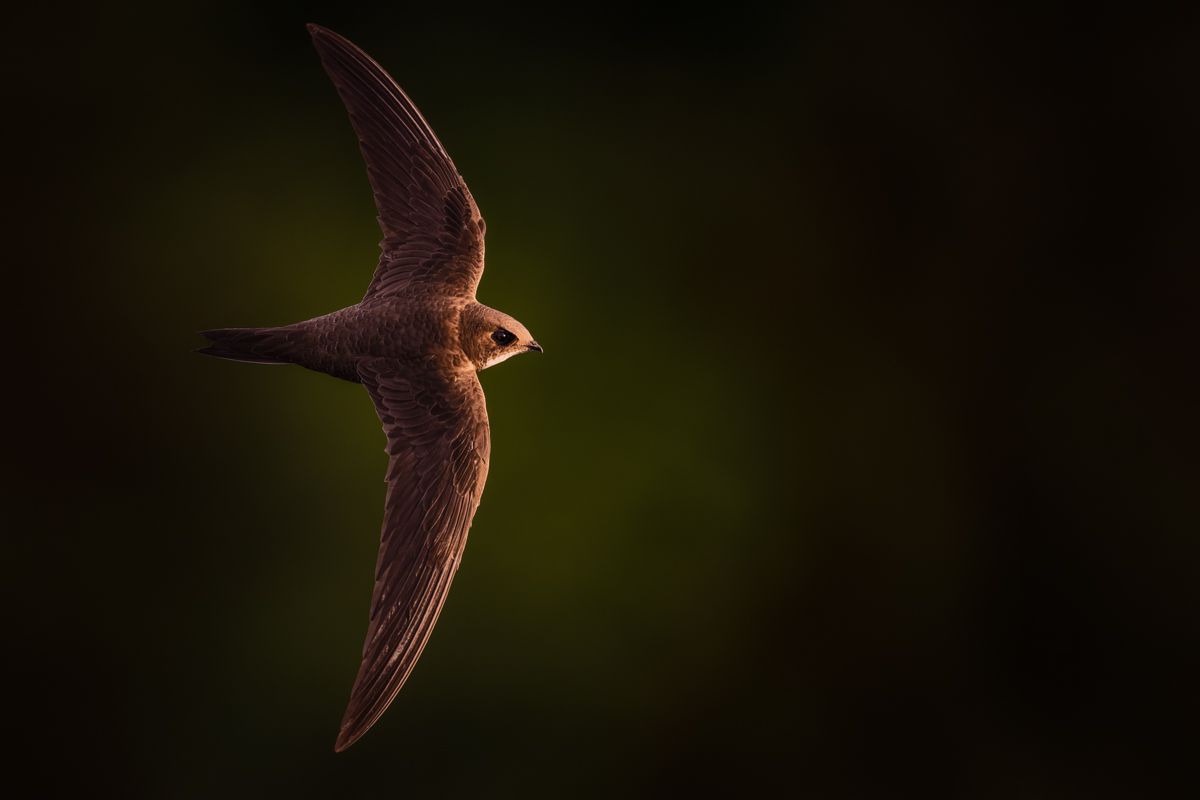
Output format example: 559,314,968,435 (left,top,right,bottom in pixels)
305,23,370,77
307,22,351,48
306,23,346,50
332,729,358,753
333,708,376,752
